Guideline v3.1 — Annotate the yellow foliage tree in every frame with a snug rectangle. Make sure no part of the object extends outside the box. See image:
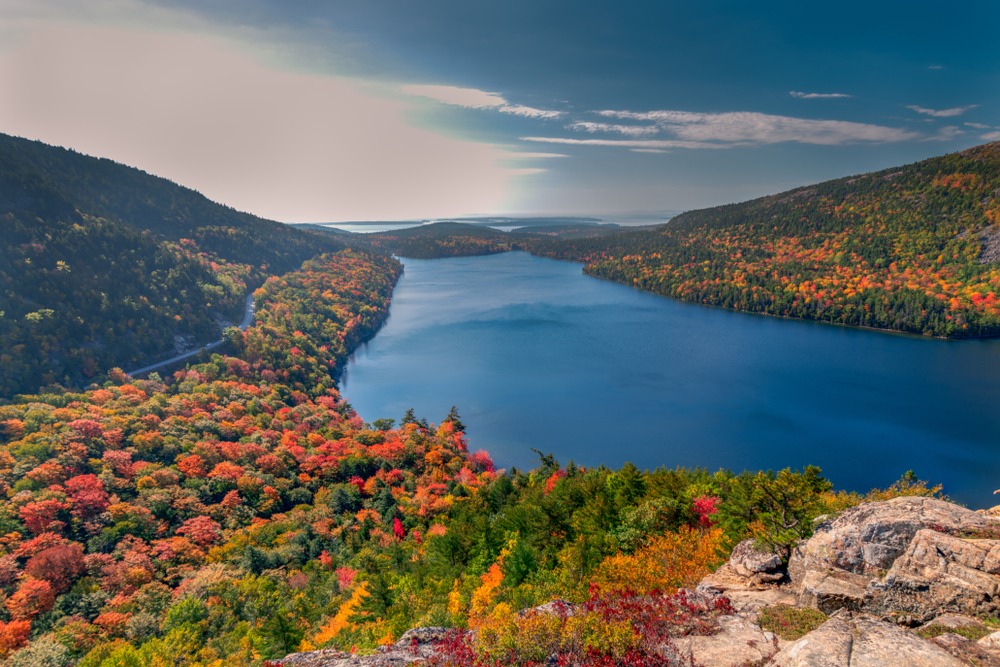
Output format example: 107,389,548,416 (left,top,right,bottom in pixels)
591,527,723,595
302,582,369,650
